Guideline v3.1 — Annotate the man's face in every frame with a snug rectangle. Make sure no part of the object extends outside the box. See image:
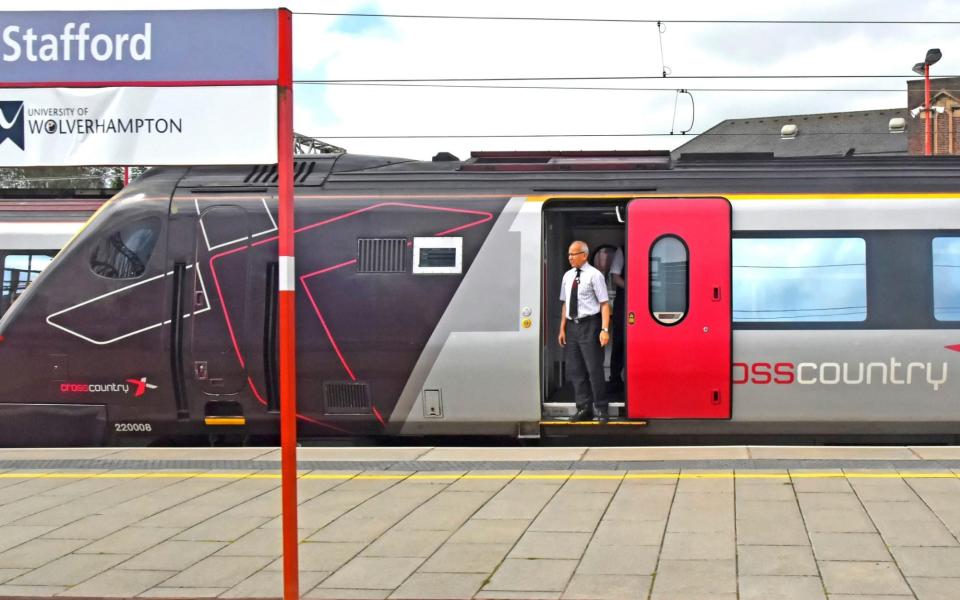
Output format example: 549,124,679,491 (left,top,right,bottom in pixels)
568,244,588,268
